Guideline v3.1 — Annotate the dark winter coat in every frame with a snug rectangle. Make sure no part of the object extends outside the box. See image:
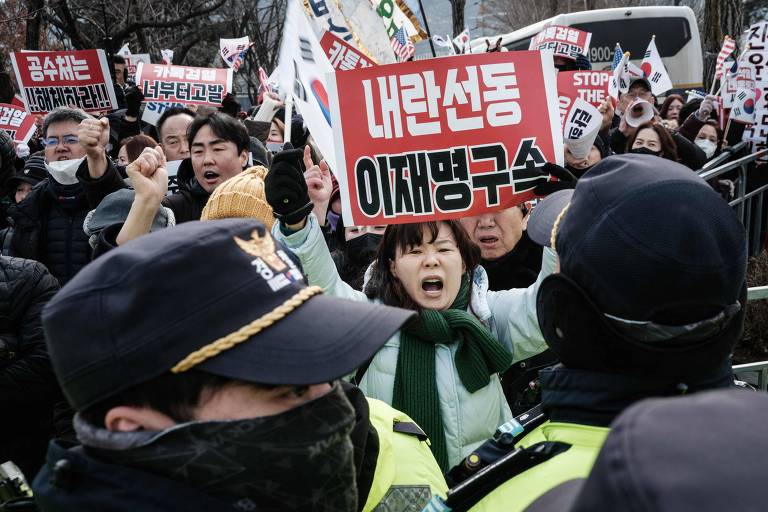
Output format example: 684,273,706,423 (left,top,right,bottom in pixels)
0,256,60,477
5,181,91,286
